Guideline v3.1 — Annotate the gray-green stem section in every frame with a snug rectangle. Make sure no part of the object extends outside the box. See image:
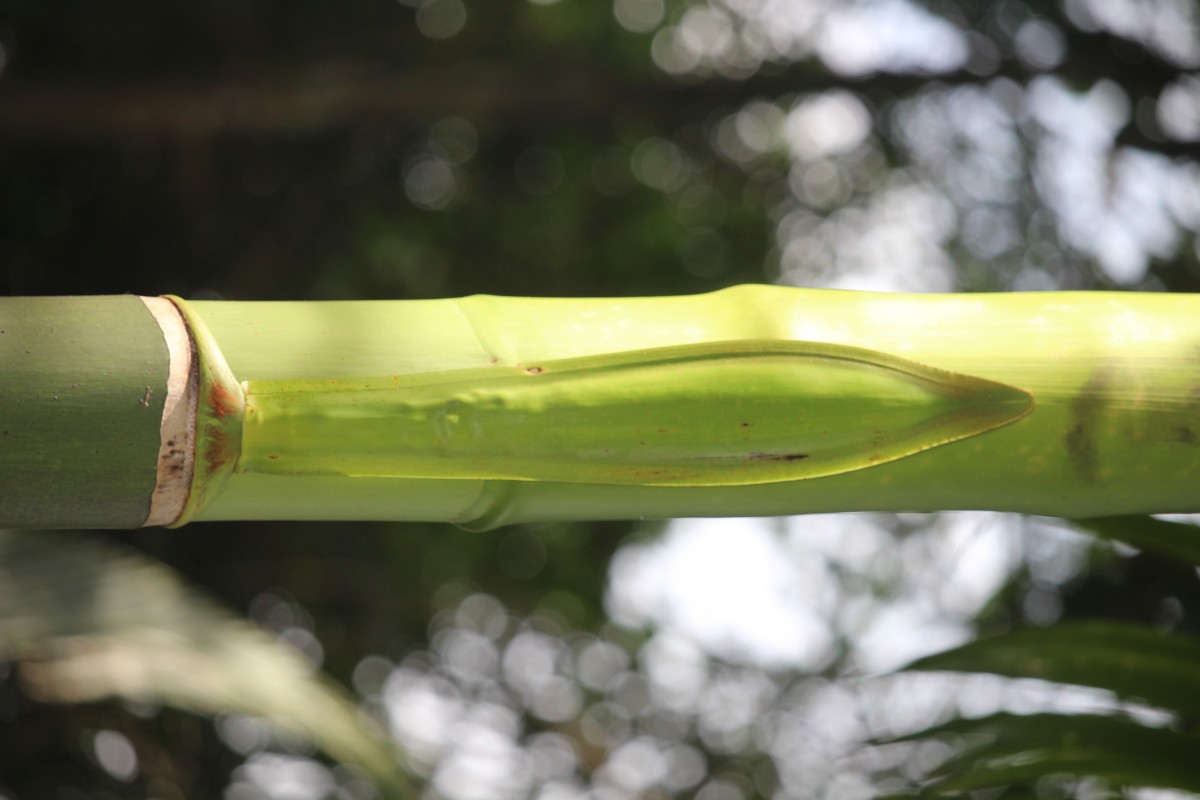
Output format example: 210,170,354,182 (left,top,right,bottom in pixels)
0,296,169,529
